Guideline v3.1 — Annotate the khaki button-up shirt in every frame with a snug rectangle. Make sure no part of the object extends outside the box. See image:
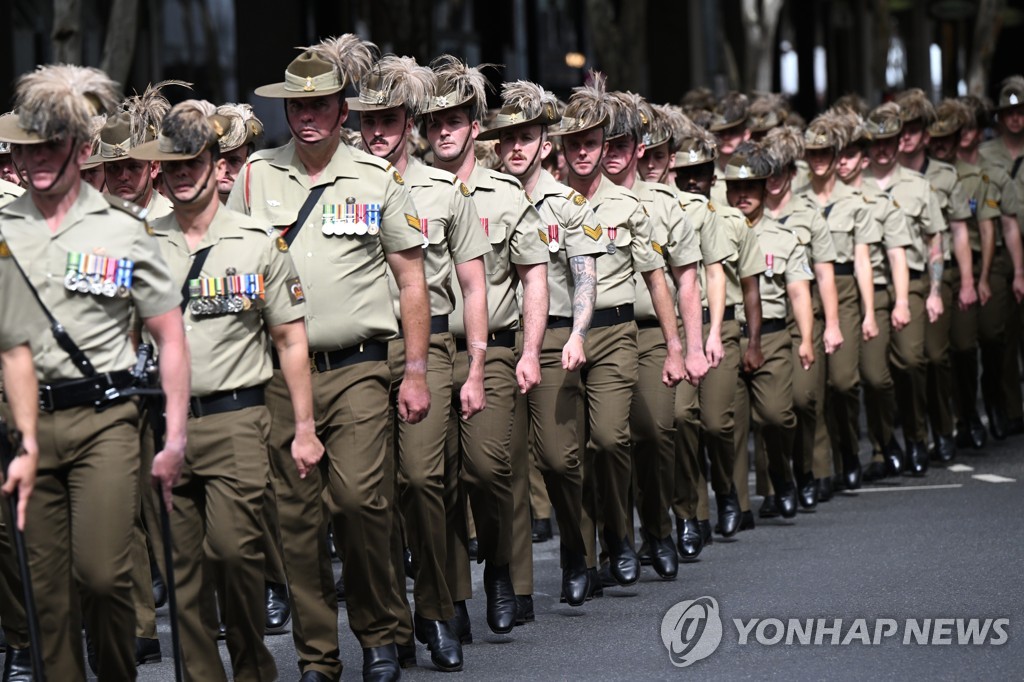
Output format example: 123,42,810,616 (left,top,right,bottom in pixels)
633,179,701,320
680,192,736,308
956,159,1003,253
716,203,766,307
767,194,838,265
798,178,880,264
738,215,814,322
0,184,178,382
151,205,304,397
864,165,946,272
0,179,23,208
227,140,422,351
530,169,608,318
